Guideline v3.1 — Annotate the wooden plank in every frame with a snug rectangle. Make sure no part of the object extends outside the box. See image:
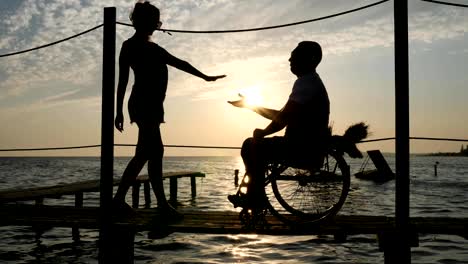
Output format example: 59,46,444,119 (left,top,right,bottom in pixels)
0,179,120,202
136,171,205,182
0,205,466,238
0,171,204,203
